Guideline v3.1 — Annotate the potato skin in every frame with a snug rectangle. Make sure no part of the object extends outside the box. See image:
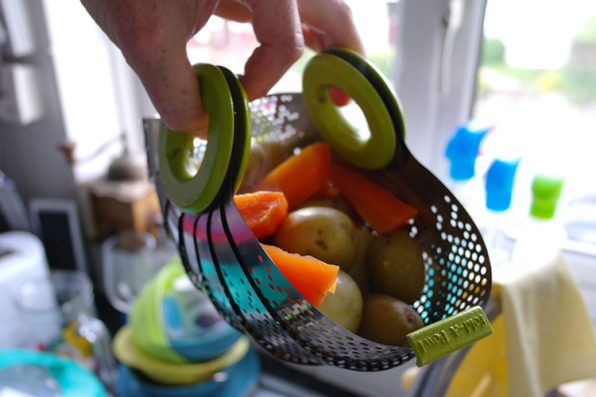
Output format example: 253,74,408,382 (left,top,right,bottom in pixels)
358,293,424,346
318,270,363,333
347,227,373,296
297,196,360,225
367,230,425,304
238,139,293,193
274,206,359,271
